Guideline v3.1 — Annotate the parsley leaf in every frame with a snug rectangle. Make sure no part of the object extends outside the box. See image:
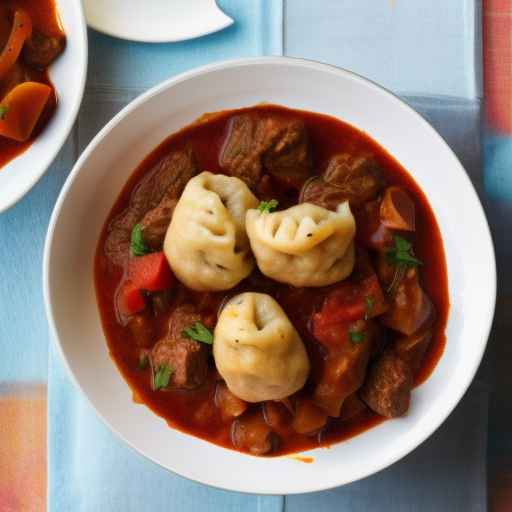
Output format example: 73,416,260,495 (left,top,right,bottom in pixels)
0,105,8,120
258,199,279,214
182,321,214,345
130,223,150,257
153,364,173,390
349,330,365,344
364,296,374,321
386,235,422,268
